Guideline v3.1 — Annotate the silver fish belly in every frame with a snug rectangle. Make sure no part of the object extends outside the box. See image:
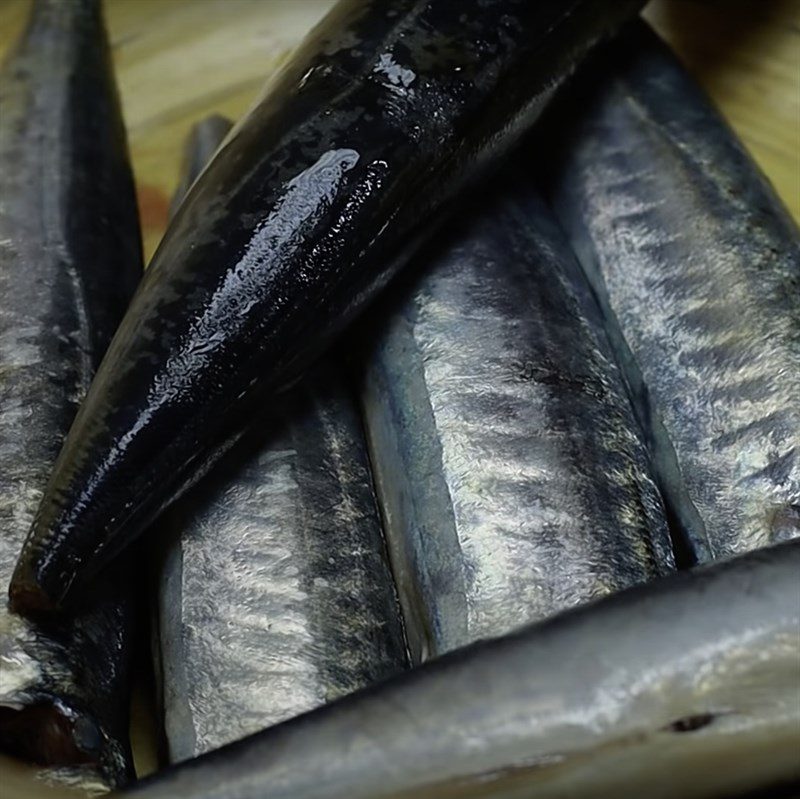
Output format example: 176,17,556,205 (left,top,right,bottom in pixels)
0,0,141,791
124,540,800,799
359,188,675,664
158,381,409,760
546,22,800,562
156,119,408,762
